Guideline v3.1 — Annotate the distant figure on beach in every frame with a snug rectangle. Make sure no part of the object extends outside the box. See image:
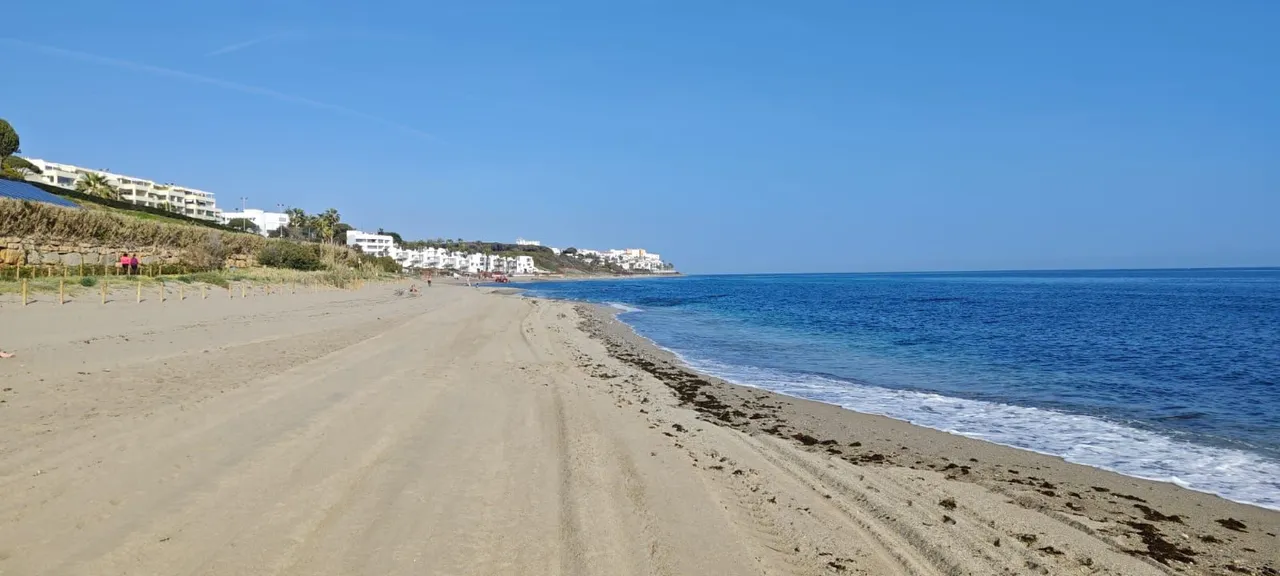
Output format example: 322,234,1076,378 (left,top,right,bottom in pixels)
129,254,140,275
0,350,13,359
427,278,432,288
119,253,131,274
